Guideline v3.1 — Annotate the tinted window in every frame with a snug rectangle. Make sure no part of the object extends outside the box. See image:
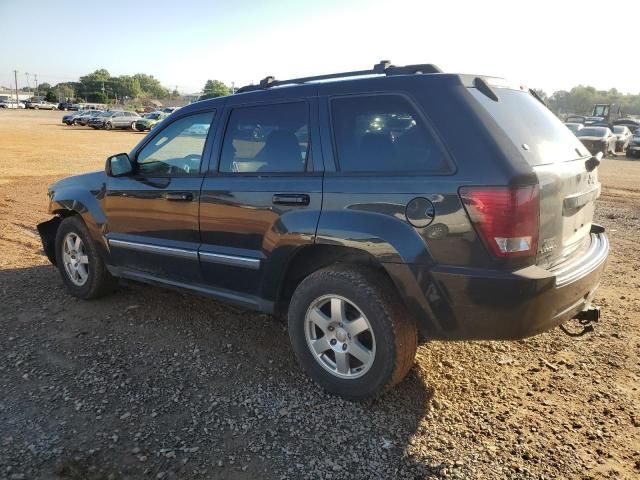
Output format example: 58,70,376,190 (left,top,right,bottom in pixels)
330,95,446,173
578,127,606,137
219,102,308,173
470,88,589,164
137,111,214,176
